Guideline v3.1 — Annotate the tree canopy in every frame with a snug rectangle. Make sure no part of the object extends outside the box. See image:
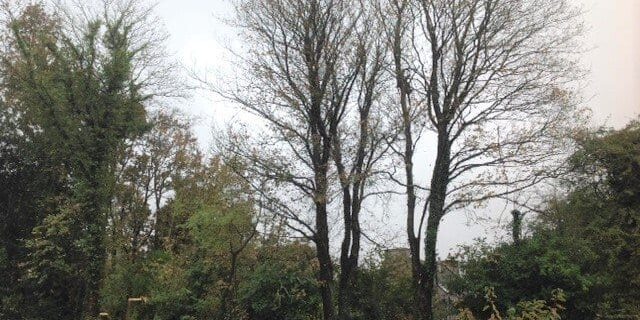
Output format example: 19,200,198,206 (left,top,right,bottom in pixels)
0,1,637,320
